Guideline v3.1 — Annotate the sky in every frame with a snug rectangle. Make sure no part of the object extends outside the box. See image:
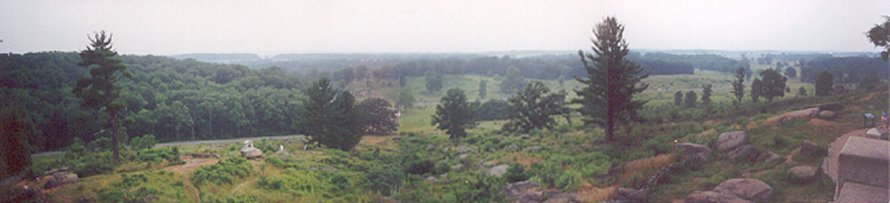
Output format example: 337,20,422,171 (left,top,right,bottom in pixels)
0,0,887,55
